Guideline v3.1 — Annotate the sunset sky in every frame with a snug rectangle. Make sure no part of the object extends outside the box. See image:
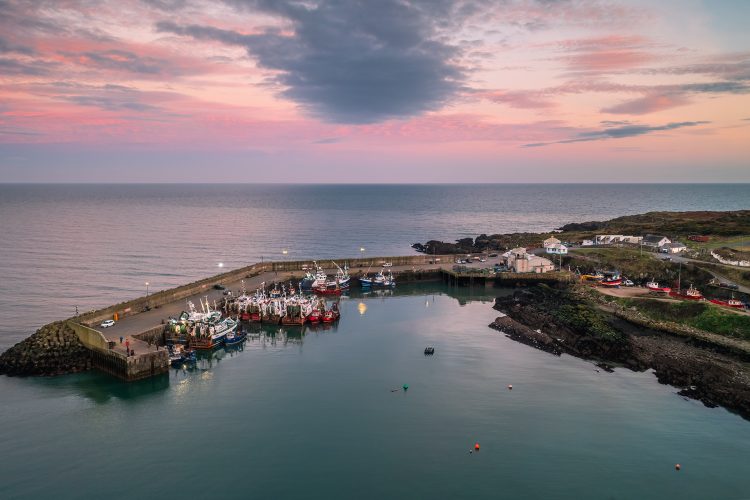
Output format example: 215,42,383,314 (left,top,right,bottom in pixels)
1,0,748,182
